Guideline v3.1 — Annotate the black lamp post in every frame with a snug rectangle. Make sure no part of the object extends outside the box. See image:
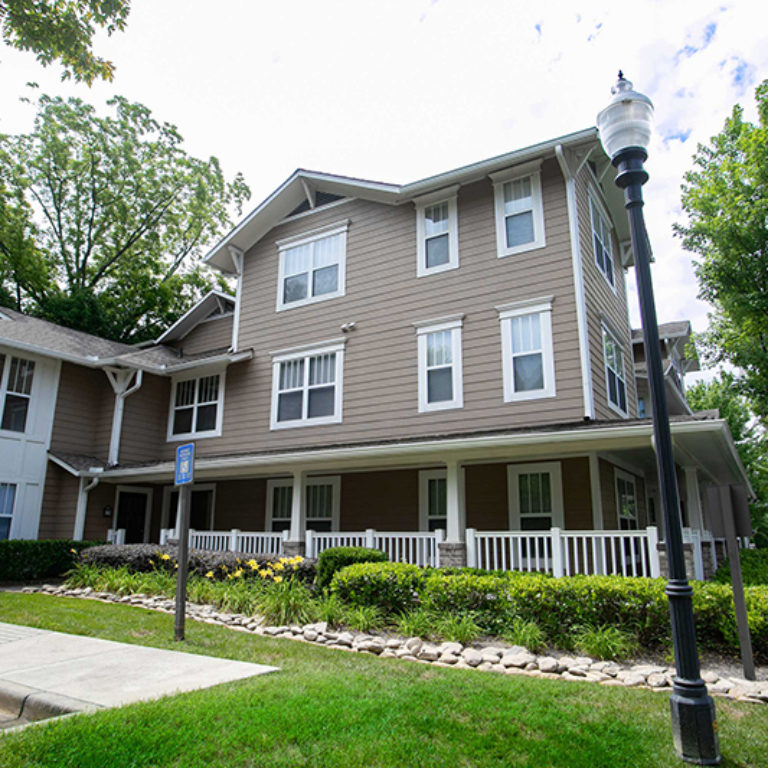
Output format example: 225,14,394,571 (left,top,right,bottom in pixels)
597,73,720,765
